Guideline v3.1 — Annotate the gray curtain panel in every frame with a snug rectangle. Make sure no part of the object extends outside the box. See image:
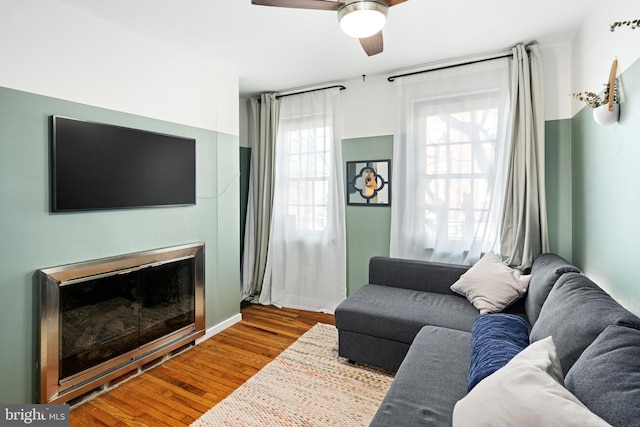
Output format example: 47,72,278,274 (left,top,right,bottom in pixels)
241,93,279,300
500,43,550,270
